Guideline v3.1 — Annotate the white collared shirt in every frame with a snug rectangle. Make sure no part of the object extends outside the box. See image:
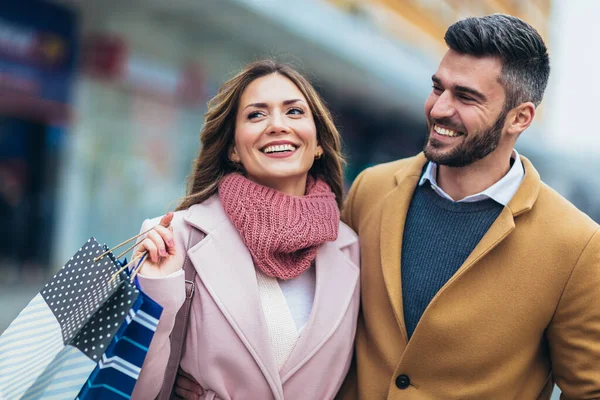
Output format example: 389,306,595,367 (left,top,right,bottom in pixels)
419,149,525,206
